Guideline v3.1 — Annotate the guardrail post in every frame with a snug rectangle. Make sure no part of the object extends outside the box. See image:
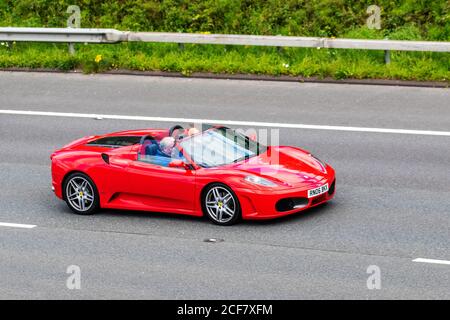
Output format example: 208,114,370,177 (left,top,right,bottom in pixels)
384,50,391,64
383,37,390,64
68,43,75,55
276,35,283,54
